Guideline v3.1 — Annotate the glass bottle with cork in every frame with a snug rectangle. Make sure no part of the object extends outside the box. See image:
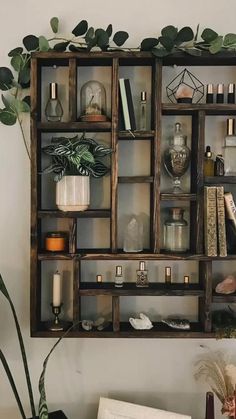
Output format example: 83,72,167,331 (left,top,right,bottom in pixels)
45,82,63,122
204,146,214,176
